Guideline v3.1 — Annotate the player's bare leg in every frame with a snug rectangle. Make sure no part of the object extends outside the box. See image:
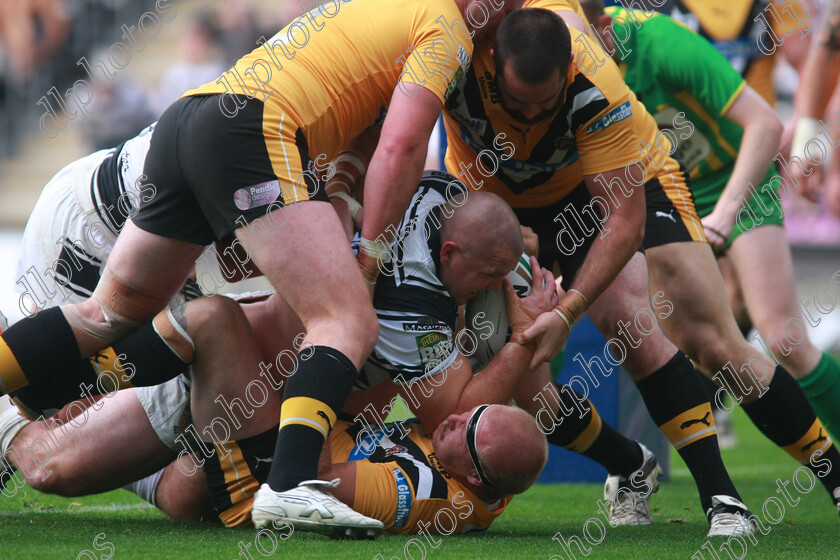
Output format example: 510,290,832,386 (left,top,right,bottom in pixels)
0,389,175,497
240,200,382,537
645,242,773,400
727,225,840,440
0,221,204,399
646,239,840,513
